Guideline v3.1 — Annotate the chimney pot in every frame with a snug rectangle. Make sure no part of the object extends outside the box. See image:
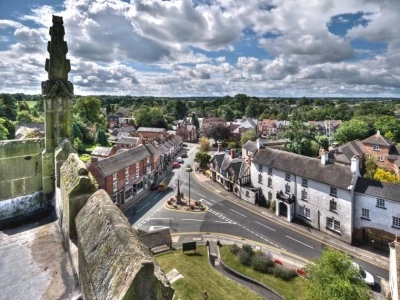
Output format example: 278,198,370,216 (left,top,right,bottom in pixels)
231,148,236,159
